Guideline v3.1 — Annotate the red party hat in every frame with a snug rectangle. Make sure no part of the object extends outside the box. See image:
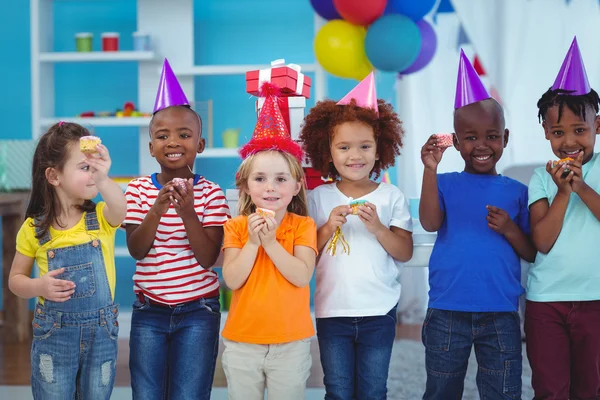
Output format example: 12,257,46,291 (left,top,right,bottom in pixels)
239,82,304,162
